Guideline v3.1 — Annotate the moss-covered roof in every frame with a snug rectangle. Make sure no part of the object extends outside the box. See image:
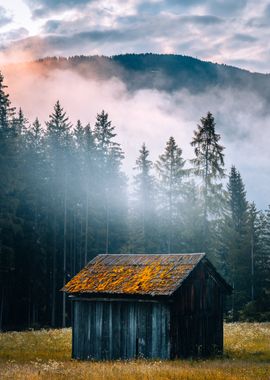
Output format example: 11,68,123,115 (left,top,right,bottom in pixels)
63,253,205,296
